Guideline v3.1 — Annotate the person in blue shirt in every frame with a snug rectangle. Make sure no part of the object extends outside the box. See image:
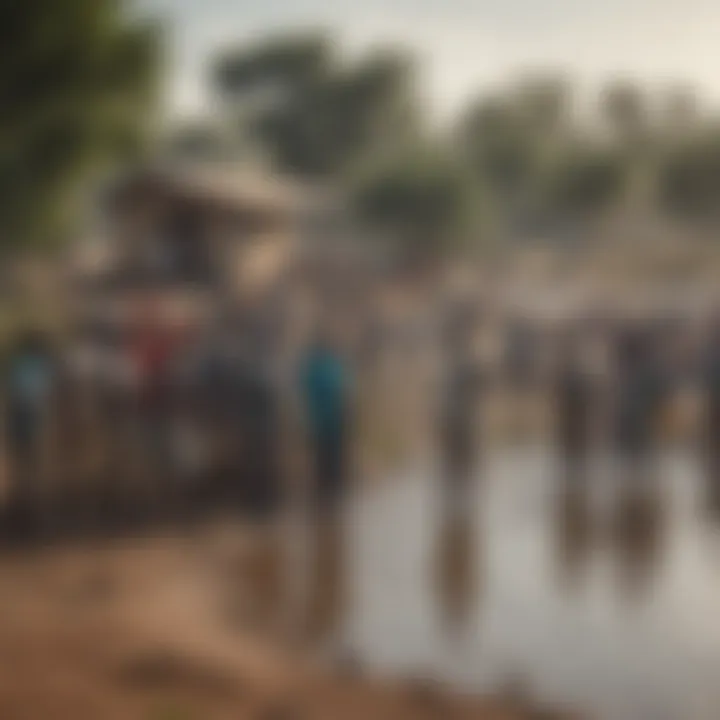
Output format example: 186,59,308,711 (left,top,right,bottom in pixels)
300,330,352,514
4,330,55,529
299,329,353,646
